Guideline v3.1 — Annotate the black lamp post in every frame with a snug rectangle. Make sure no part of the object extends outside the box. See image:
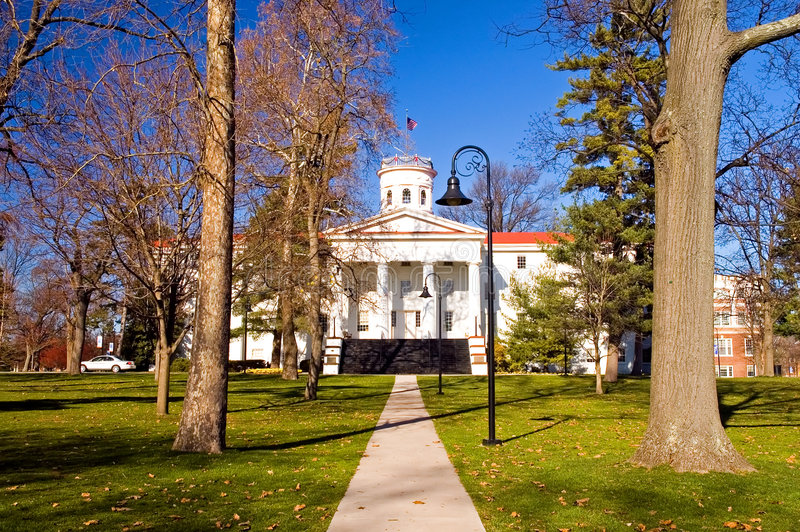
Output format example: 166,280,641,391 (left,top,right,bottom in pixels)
420,273,444,395
436,145,501,446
